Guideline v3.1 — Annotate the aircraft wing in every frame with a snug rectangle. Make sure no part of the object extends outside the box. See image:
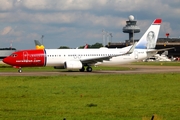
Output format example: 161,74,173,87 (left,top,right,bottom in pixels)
81,42,137,65
147,47,175,53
